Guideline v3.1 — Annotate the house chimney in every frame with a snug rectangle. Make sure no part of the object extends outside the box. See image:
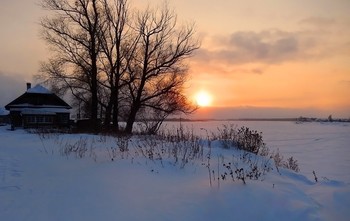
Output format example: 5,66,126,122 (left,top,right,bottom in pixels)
26,82,31,90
